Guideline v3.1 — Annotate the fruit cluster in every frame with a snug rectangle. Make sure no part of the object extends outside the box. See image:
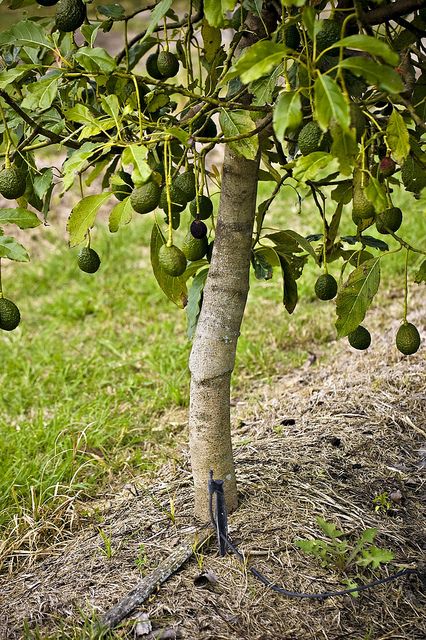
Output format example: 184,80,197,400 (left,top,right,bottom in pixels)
313,274,421,355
